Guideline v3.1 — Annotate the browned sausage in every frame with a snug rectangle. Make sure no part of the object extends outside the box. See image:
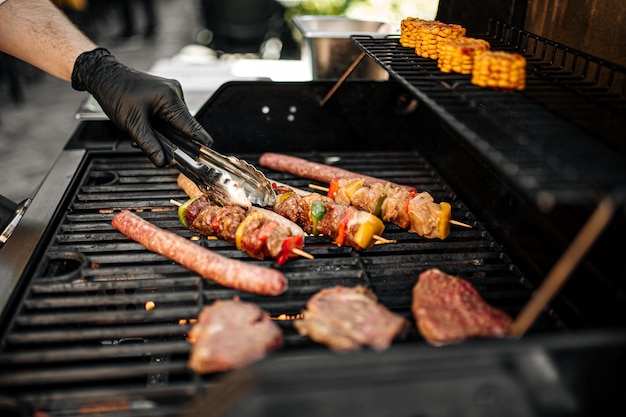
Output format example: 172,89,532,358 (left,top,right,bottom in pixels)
111,210,288,296
177,173,204,199
258,152,416,192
